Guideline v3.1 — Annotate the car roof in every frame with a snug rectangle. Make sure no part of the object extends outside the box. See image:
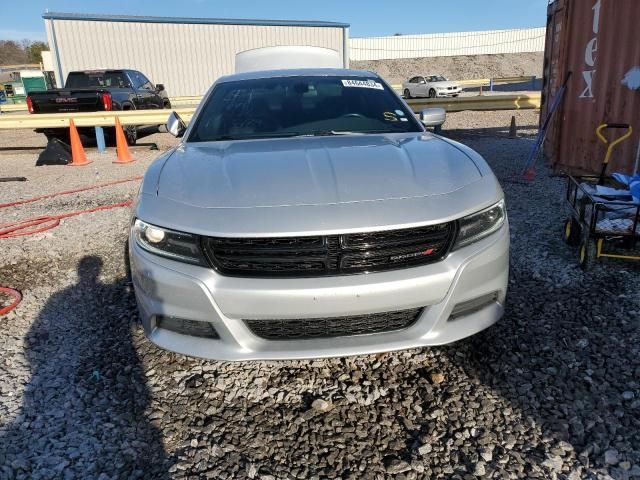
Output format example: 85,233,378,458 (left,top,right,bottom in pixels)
217,68,379,83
